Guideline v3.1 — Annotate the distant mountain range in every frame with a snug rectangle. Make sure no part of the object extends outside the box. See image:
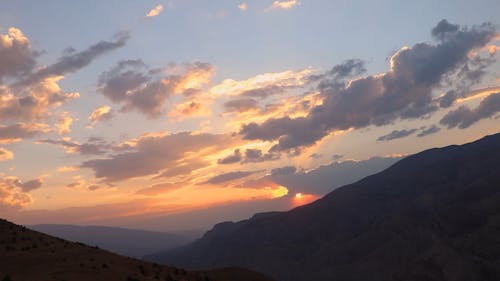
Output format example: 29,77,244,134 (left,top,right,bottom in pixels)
0,219,275,281
147,133,500,281
29,224,200,258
